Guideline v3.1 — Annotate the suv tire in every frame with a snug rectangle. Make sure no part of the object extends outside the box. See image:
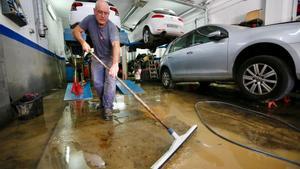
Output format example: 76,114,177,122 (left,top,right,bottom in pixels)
237,55,295,100
161,68,175,89
143,27,153,46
